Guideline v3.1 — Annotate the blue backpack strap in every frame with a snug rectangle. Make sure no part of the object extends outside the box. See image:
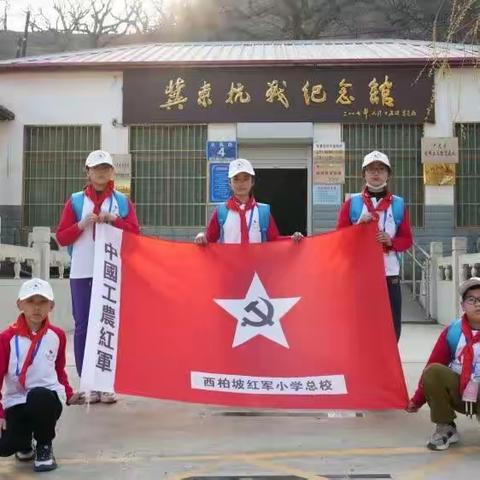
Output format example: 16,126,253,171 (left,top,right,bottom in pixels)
72,190,129,220
112,190,129,218
67,192,85,257
68,190,128,255
216,202,270,243
349,193,404,228
70,191,85,222
216,203,229,243
256,203,270,242
446,319,463,357
391,195,405,228
349,193,364,224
